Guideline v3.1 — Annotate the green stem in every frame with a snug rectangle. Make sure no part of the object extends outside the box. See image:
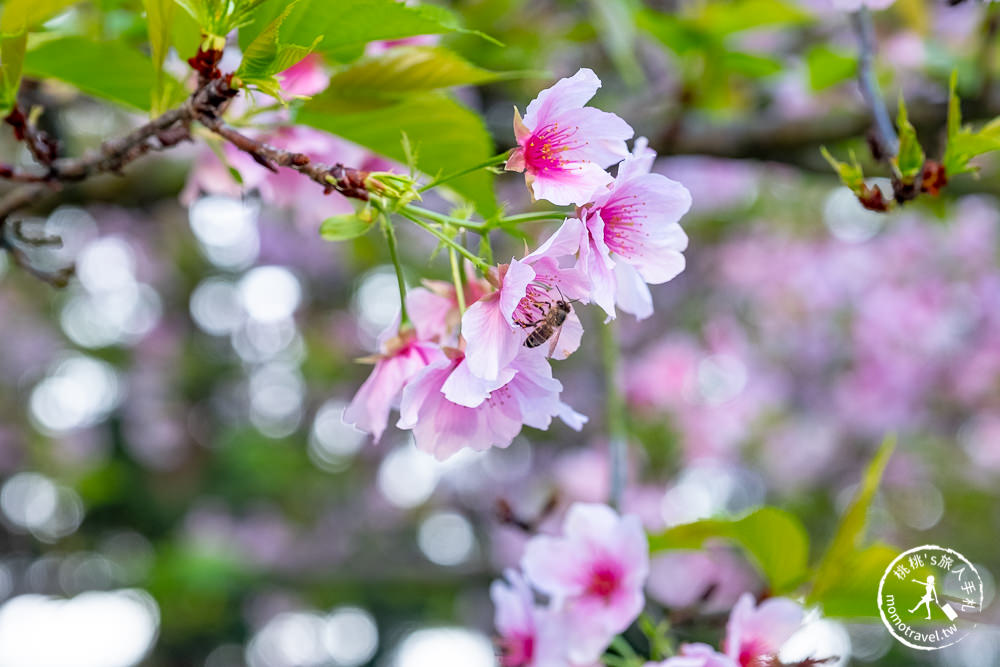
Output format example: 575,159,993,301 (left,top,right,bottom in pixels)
601,320,628,510
449,247,467,315
381,217,410,326
401,204,487,231
495,210,569,225
419,151,511,192
397,209,491,272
